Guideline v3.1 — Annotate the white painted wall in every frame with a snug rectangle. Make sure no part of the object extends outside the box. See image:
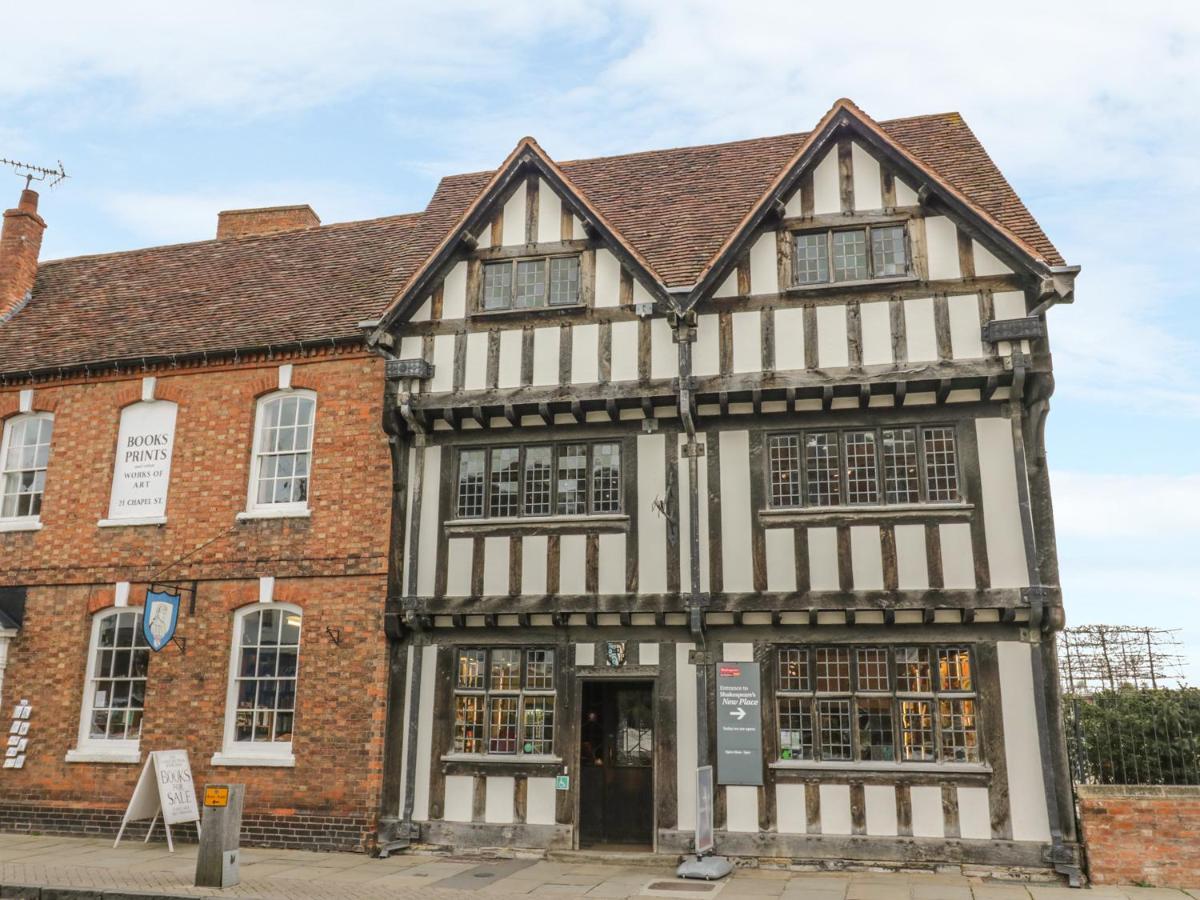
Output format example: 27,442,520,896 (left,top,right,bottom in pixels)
446,538,473,597
860,301,892,366
976,417,1030,587
719,431,753,592
948,294,983,359
444,775,474,822
773,307,805,371
864,785,898,836
559,534,587,594
572,323,599,384
816,305,849,368
441,261,468,320
536,178,560,244
726,785,759,832
812,149,840,214
693,314,720,377
895,177,919,207
939,523,976,590
464,333,488,390
957,786,992,840
679,434,710,593
850,525,884,590
483,536,509,595
819,784,852,835
904,298,938,362
595,249,621,308
851,143,883,211
522,535,548,595
894,524,929,589
532,326,560,386
765,528,797,592
731,311,761,374
910,785,944,837
611,320,639,382
713,271,738,298
999,641,1052,841
776,783,806,833
925,216,961,281
973,240,1012,276
676,643,697,829
430,334,455,393
808,527,839,590
412,644,437,821
598,533,625,594
527,777,557,825
749,232,777,295
501,182,526,247
637,434,668,594
498,329,522,388
486,776,516,824
416,447,442,597
651,317,675,380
